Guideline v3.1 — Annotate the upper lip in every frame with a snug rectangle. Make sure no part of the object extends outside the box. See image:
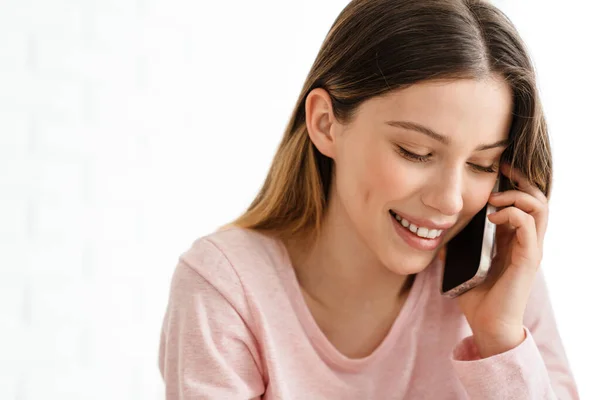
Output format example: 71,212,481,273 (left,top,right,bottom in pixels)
390,209,455,230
